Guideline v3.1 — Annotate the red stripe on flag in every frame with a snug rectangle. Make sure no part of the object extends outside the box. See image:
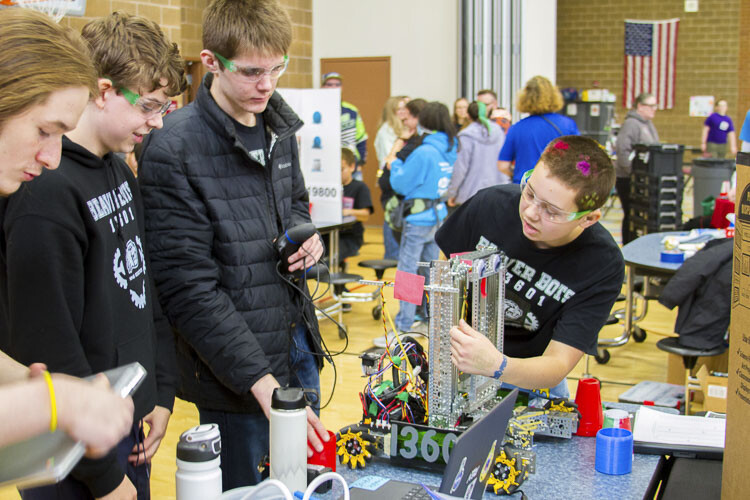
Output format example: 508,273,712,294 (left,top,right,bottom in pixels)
664,23,674,109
